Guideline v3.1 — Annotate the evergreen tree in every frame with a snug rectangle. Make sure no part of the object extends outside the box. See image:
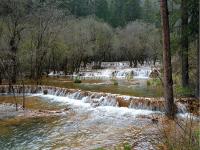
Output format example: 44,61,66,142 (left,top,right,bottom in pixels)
95,0,109,22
